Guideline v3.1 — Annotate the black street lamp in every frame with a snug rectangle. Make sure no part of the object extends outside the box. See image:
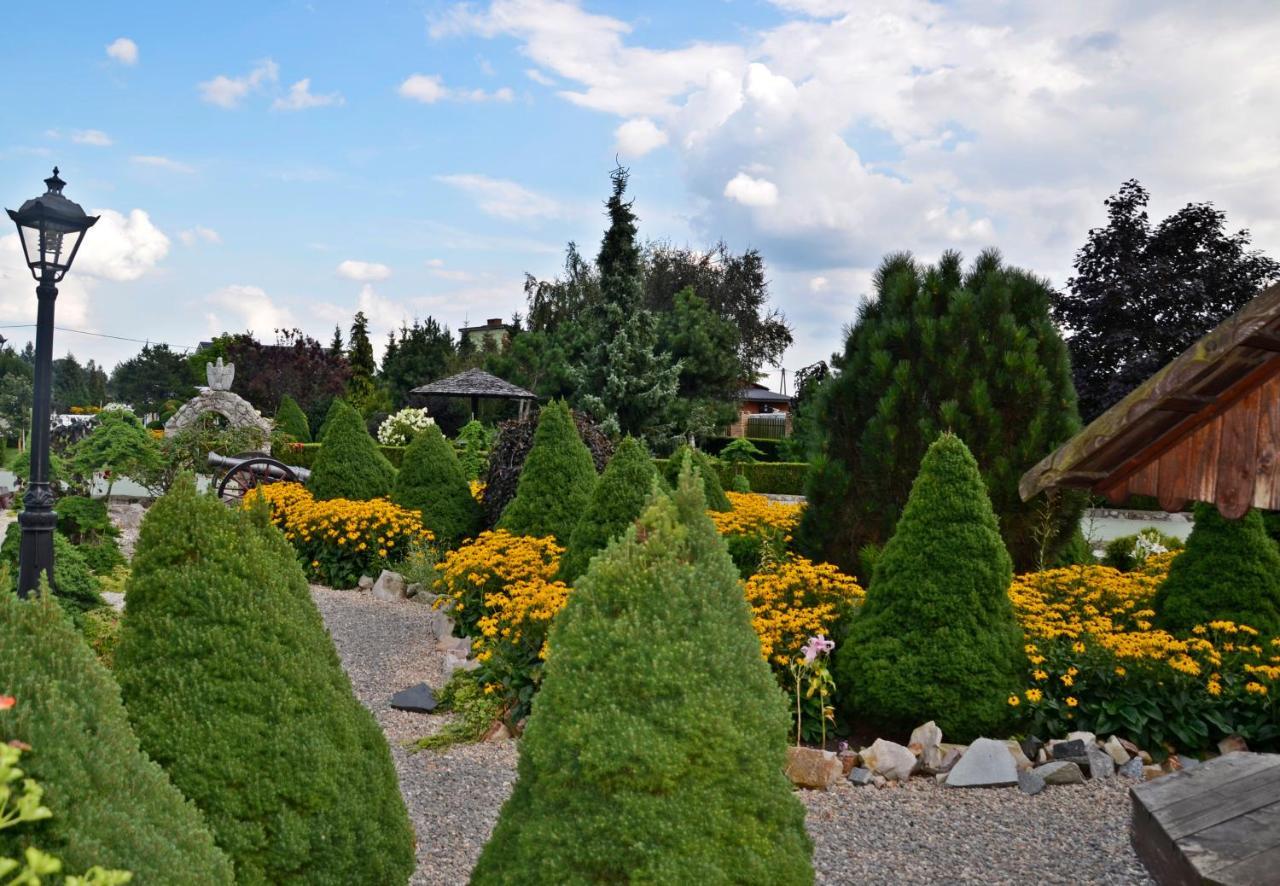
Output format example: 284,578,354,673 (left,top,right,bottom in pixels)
6,168,98,598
